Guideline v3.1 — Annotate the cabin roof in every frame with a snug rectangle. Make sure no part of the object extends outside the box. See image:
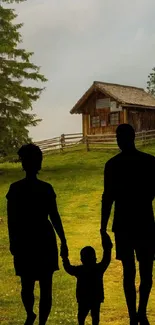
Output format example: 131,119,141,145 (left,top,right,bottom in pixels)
70,81,155,114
